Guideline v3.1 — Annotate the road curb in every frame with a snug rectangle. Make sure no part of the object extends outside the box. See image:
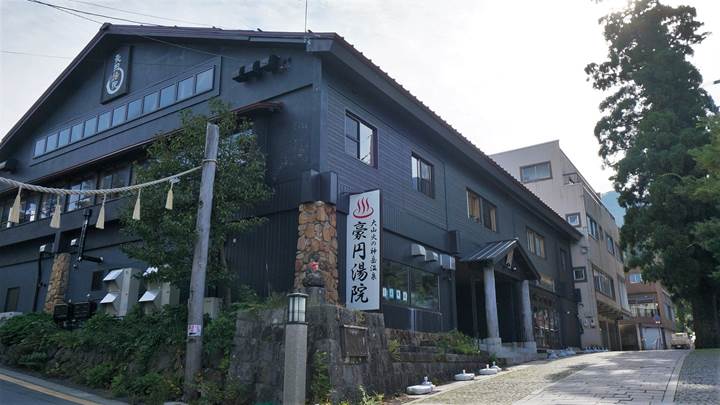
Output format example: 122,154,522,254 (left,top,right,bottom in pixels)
662,349,690,403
